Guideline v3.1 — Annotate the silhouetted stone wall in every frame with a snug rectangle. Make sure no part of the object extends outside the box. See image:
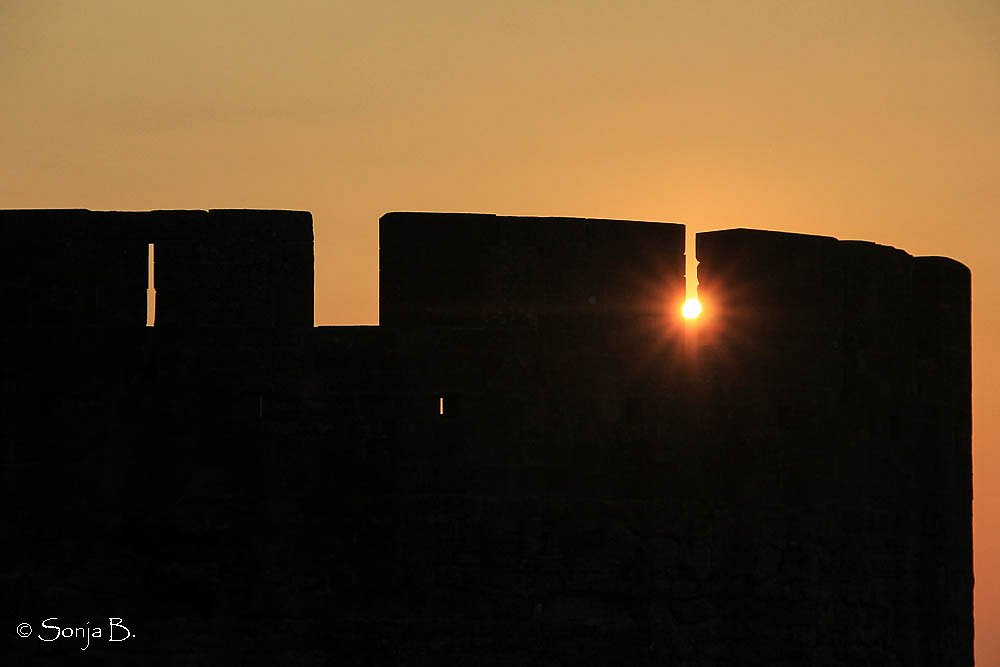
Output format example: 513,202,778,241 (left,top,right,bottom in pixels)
692,229,973,664
379,212,685,333
0,210,148,326
154,209,314,328
0,210,971,665
0,209,314,328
